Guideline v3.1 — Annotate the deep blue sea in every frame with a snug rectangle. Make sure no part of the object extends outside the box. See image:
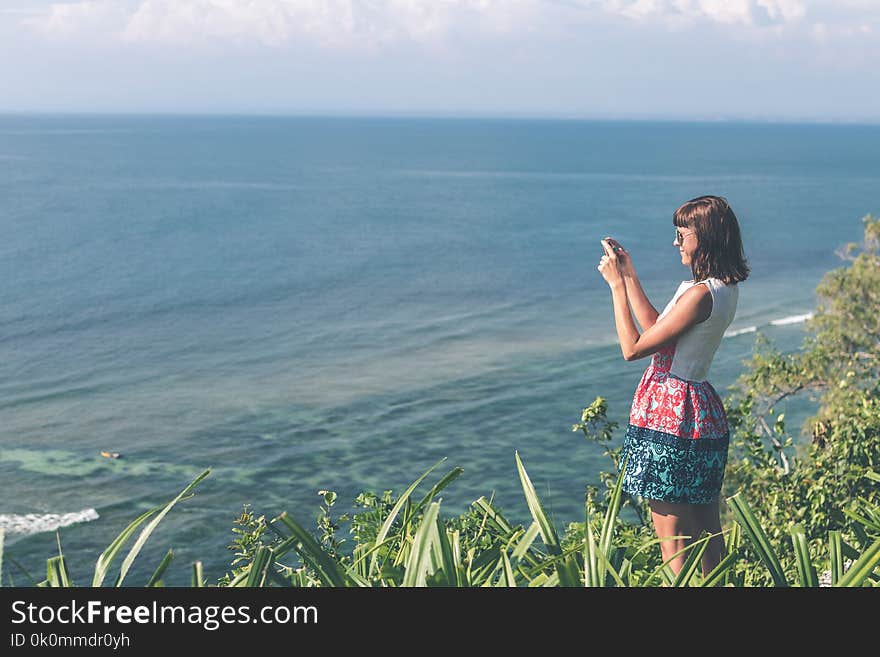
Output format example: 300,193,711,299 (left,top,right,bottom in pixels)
0,116,877,585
